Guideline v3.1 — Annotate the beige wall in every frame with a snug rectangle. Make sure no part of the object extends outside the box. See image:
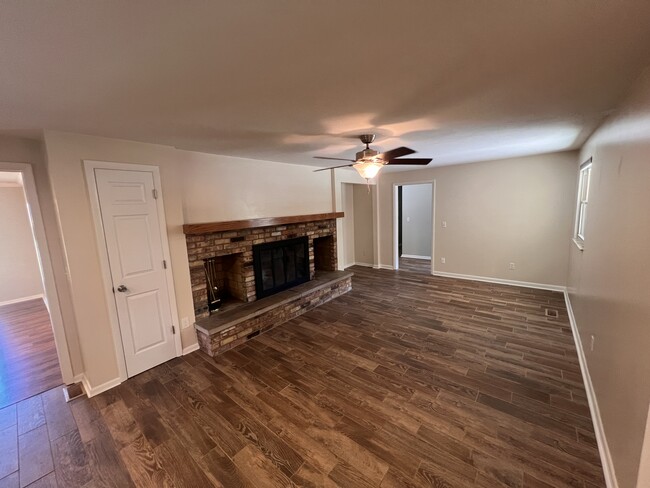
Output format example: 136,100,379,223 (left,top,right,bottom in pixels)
0,186,43,303
0,135,84,380
341,183,356,268
333,170,371,271
42,131,333,388
377,152,578,286
567,70,650,488
353,184,375,266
